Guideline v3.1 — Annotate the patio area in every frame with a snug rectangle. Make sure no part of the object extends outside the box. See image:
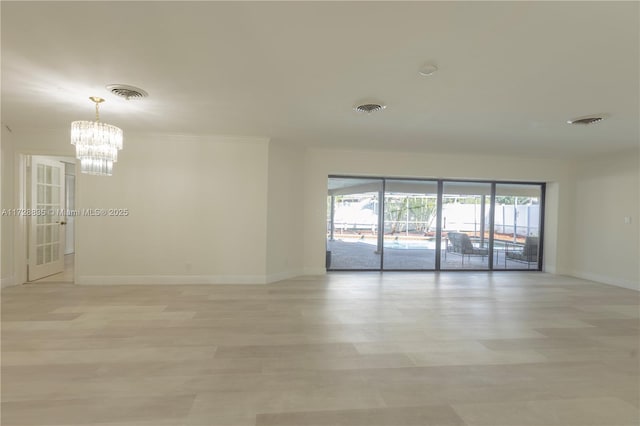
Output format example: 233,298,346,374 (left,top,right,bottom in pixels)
327,238,538,270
